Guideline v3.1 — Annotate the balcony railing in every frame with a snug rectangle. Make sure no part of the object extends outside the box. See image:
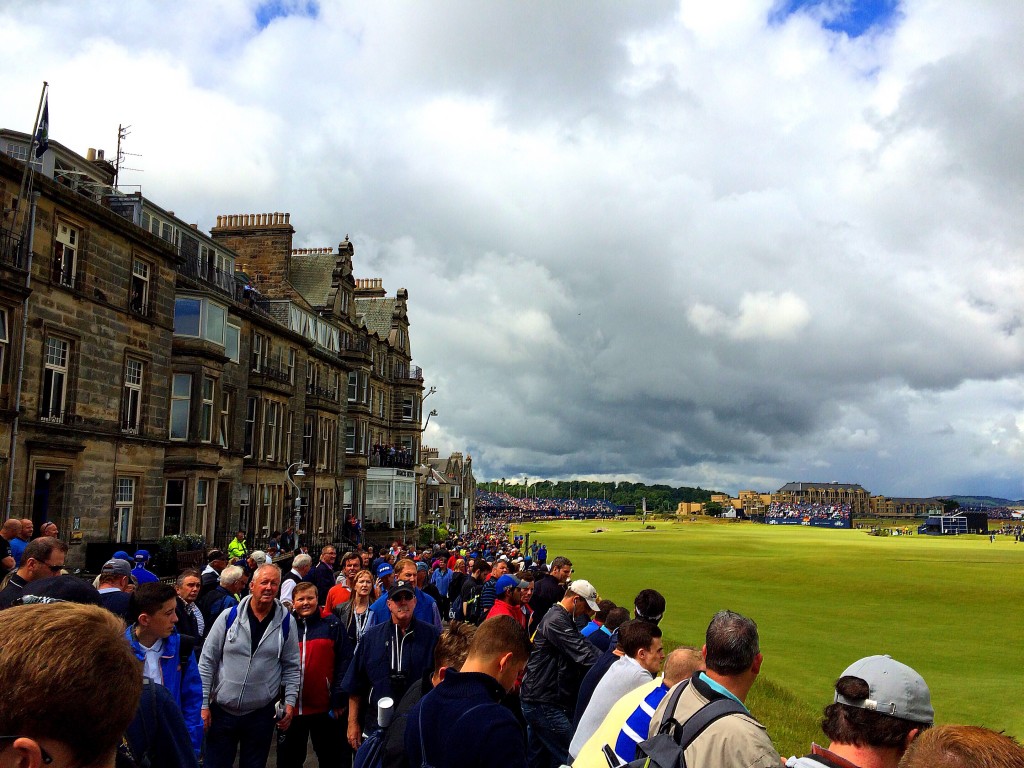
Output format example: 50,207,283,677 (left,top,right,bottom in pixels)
306,382,339,401
0,227,25,270
251,361,293,386
342,336,370,353
176,255,236,296
393,364,424,381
